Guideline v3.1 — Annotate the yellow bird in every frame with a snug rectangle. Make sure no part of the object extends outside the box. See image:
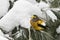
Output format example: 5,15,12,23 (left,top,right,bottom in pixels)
30,15,47,31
